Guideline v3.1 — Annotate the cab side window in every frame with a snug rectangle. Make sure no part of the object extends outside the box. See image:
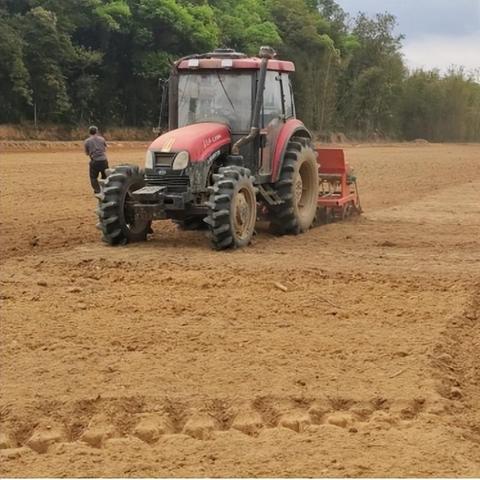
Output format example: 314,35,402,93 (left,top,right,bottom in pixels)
262,71,283,126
